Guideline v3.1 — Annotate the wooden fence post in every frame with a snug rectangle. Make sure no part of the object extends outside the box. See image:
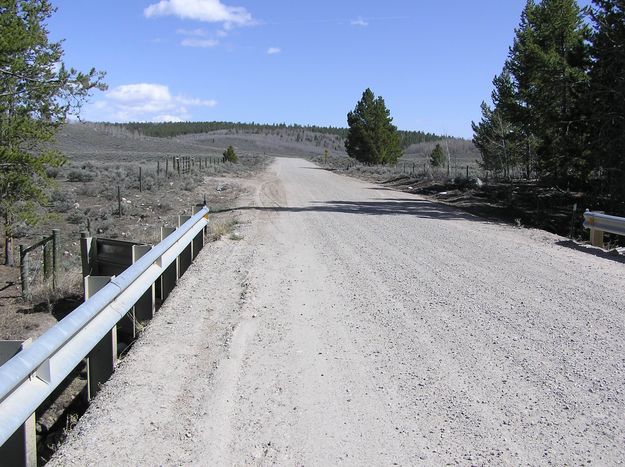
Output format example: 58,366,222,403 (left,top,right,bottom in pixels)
19,245,28,298
52,229,60,290
139,167,142,193
43,236,52,282
117,185,122,218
